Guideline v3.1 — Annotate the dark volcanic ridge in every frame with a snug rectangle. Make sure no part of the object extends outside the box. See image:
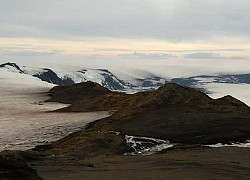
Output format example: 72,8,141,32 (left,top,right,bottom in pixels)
39,81,250,159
